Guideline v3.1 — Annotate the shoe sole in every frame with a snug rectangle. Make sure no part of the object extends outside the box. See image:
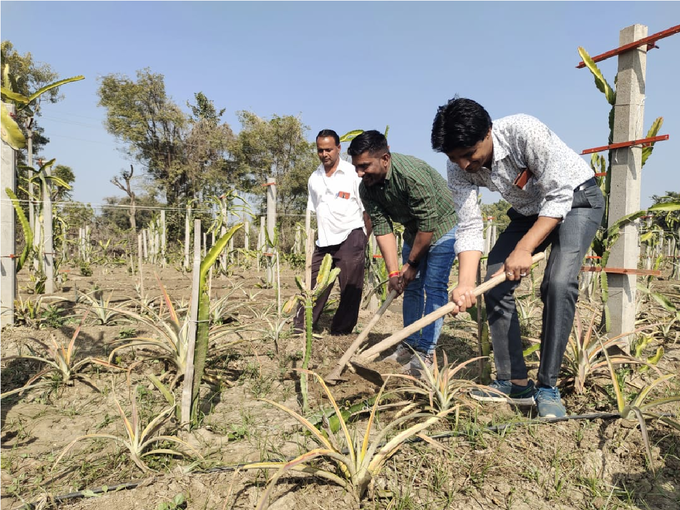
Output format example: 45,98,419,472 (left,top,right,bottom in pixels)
470,393,536,406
